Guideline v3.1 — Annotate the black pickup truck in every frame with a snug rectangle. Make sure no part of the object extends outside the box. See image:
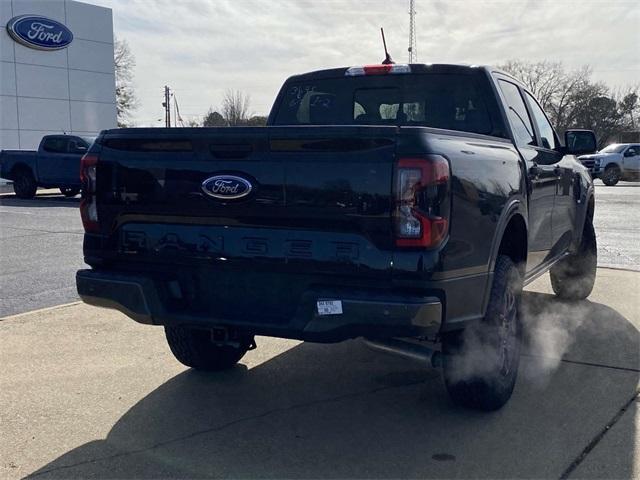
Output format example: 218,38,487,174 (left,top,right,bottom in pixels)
76,63,598,410
0,135,91,198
